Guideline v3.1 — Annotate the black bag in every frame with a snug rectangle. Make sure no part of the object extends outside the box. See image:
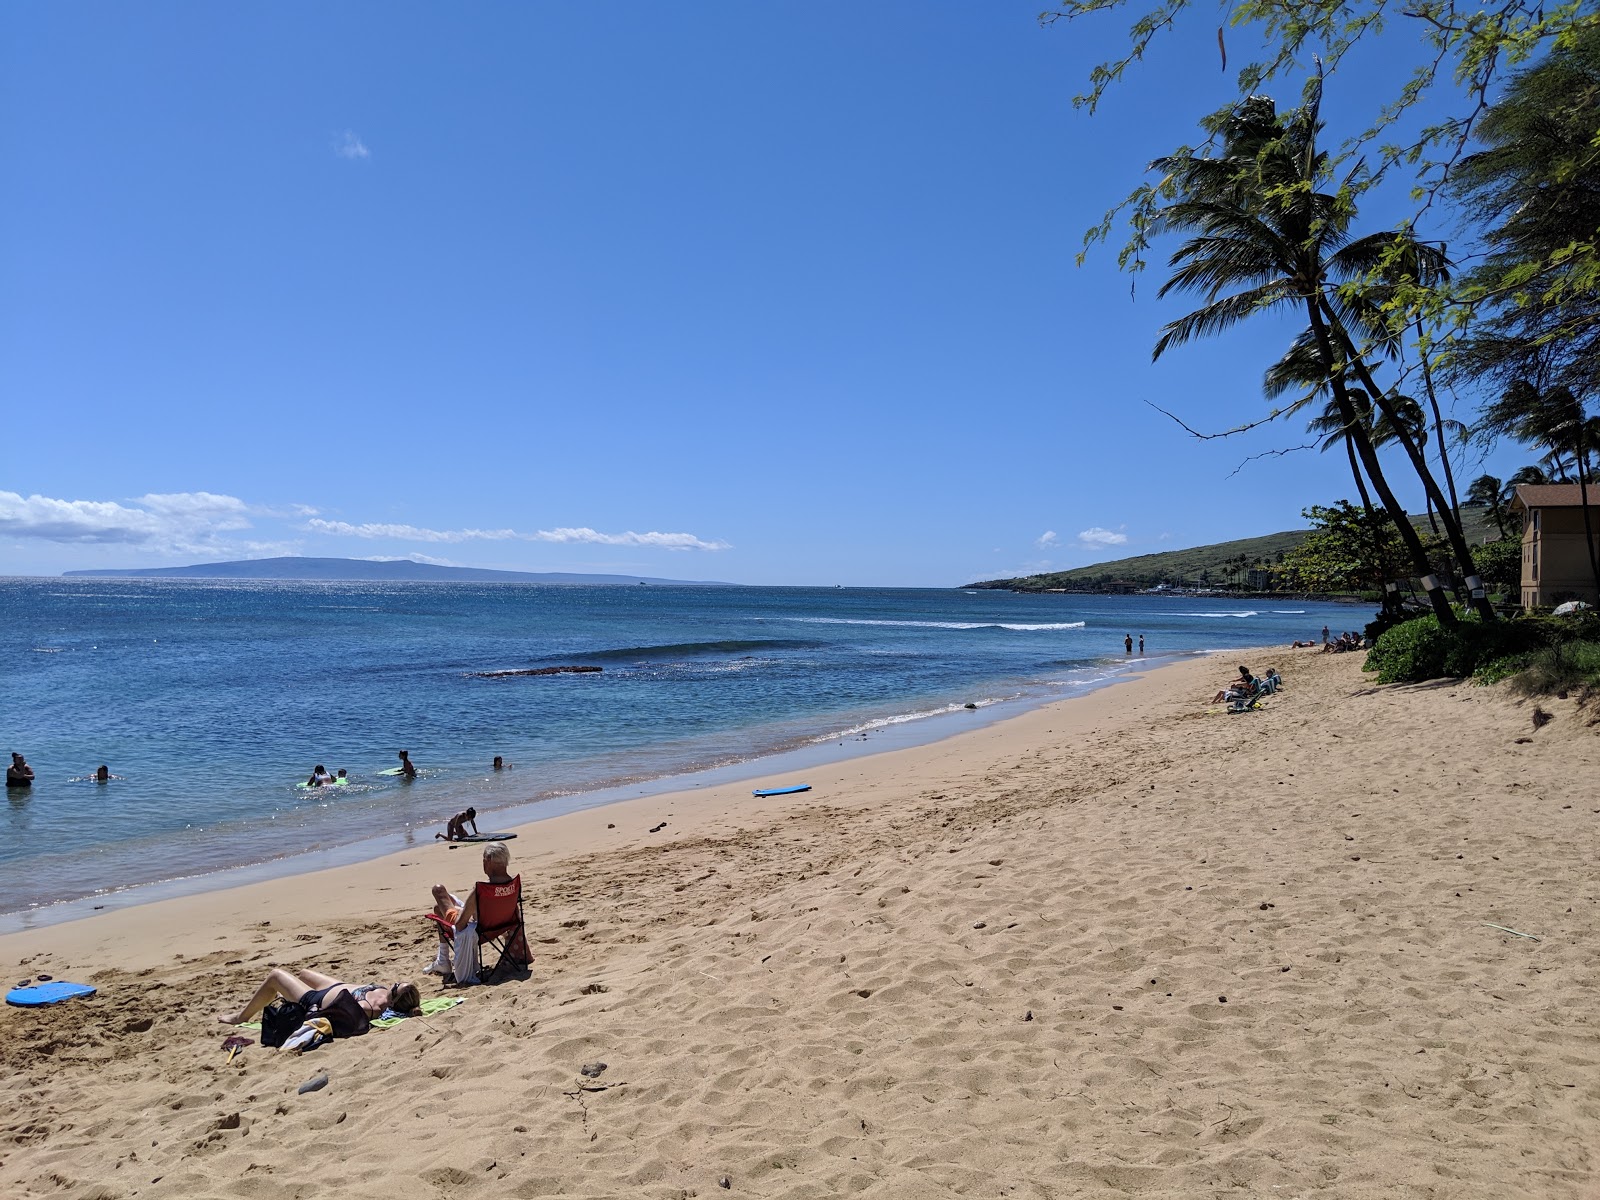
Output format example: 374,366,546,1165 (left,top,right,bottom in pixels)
313,988,371,1039
260,998,308,1047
